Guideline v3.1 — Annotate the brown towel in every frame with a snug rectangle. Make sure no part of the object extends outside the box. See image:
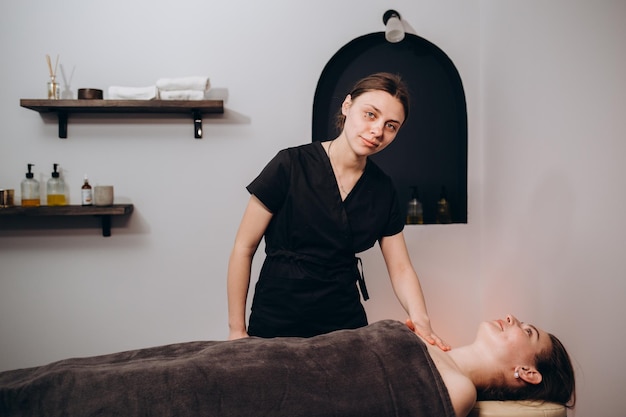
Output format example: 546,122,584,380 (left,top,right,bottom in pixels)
0,320,455,417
